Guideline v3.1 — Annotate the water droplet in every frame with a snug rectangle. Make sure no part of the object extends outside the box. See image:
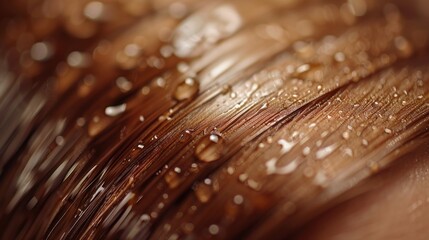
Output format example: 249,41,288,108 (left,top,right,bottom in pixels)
160,45,174,58
344,148,353,156
314,171,328,187
342,131,350,140
362,138,369,146
173,78,199,101
116,77,133,92
238,173,248,182
302,146,311,156
384,128,392,134
296,64,310,74
221,84,231,94
278,139,295,154
265,158,298,175
156,77,166,88
247,179,260,191
230,92,237,98
137,144,144,149
139,115,145,122
67,51,91,68
368,161,379,173
182,223,194,233
141,86,151,95
164,170,182,189
334,52,346,62
84,1,106,21
233,195,244,205
194,183,213,203
140,214,150,221
30,42,54,61
76,117,86,127
179,129,193,143
394,36,413,57
195,134,224,162
208,224,220,235
124,43,141,58
55,136,65,146
105,103,127,117
316,144,337,159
